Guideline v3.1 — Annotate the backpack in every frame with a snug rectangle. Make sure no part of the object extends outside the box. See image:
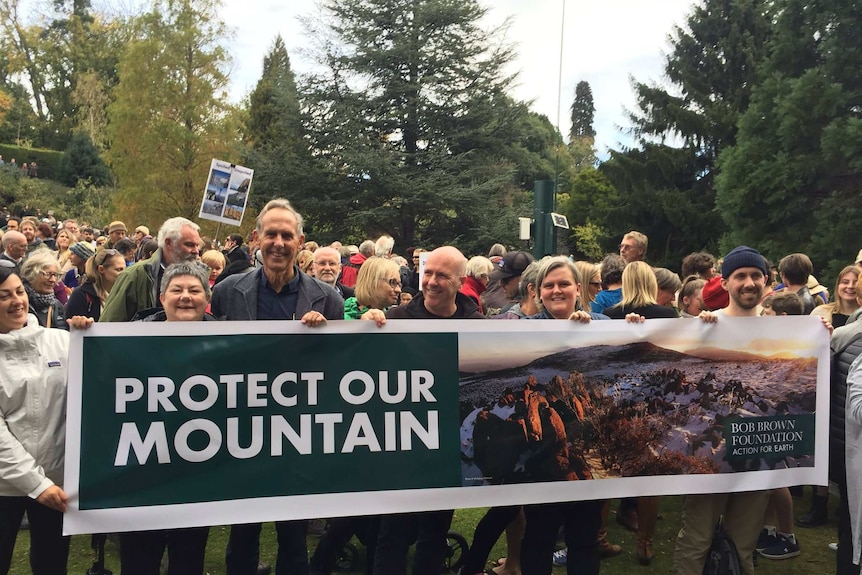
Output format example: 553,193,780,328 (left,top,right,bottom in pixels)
702,519,742,575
